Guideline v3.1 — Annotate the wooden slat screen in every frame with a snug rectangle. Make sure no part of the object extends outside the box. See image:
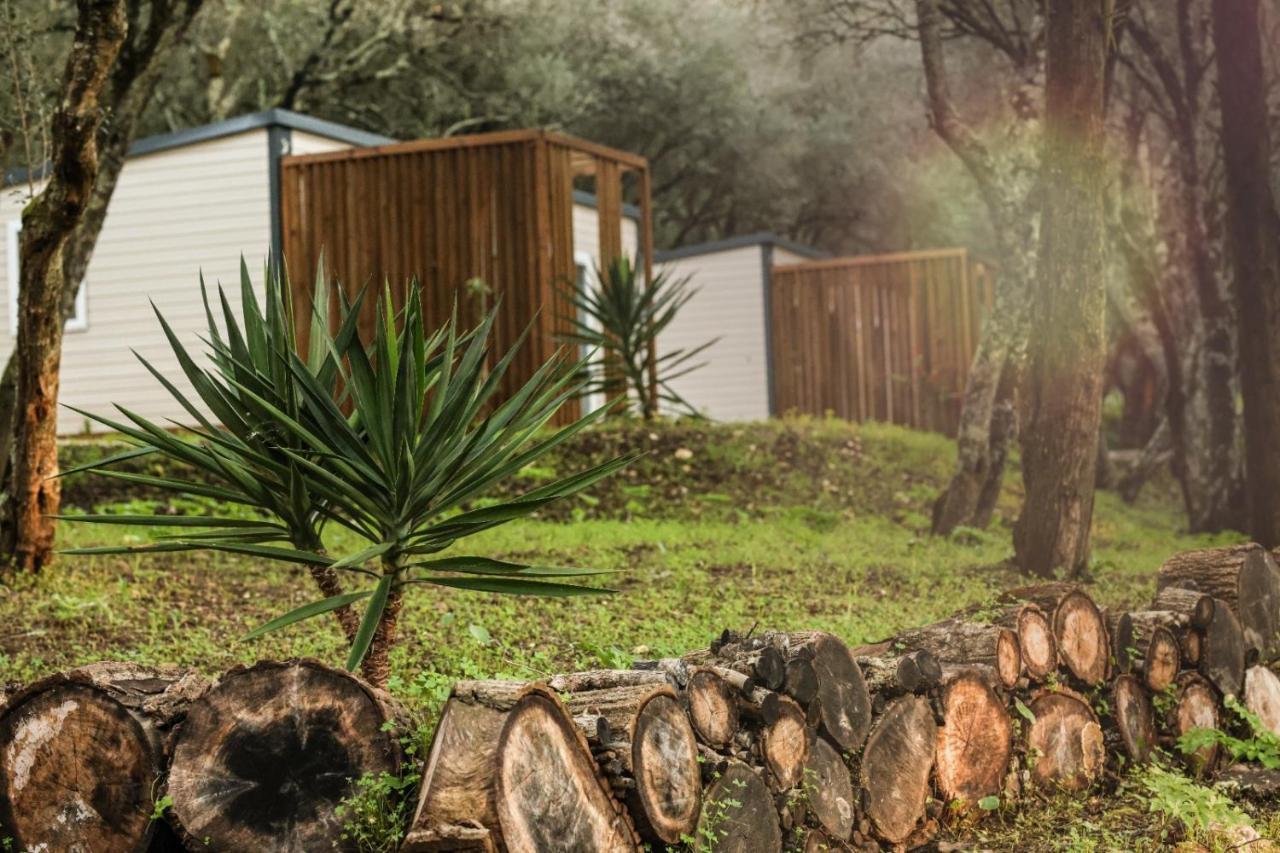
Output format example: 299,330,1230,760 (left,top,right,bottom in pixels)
769,249,993,435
